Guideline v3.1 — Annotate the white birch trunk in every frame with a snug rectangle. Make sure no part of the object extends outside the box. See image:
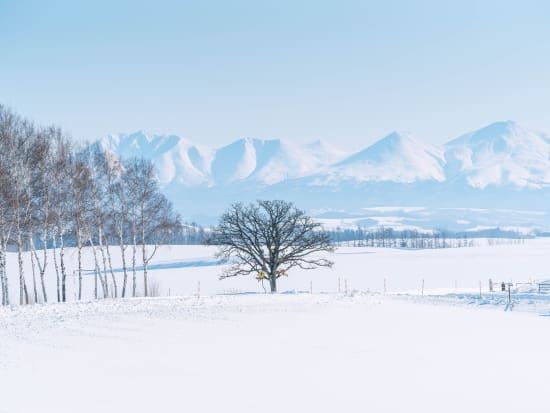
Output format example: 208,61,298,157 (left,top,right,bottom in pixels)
142,243,148,298
141,210,148,297
30,237,38,303
97,230,110,298
0,231,11,306
120,242,128,298
88,236,105,299
131,221,137,297
0,248,6,306
52,232,61,302
59,228,67,302
77,232,83,300
105,241,118,298
17,232,27,305
132,239,137,297
31,235,48,303
39,234,48,303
